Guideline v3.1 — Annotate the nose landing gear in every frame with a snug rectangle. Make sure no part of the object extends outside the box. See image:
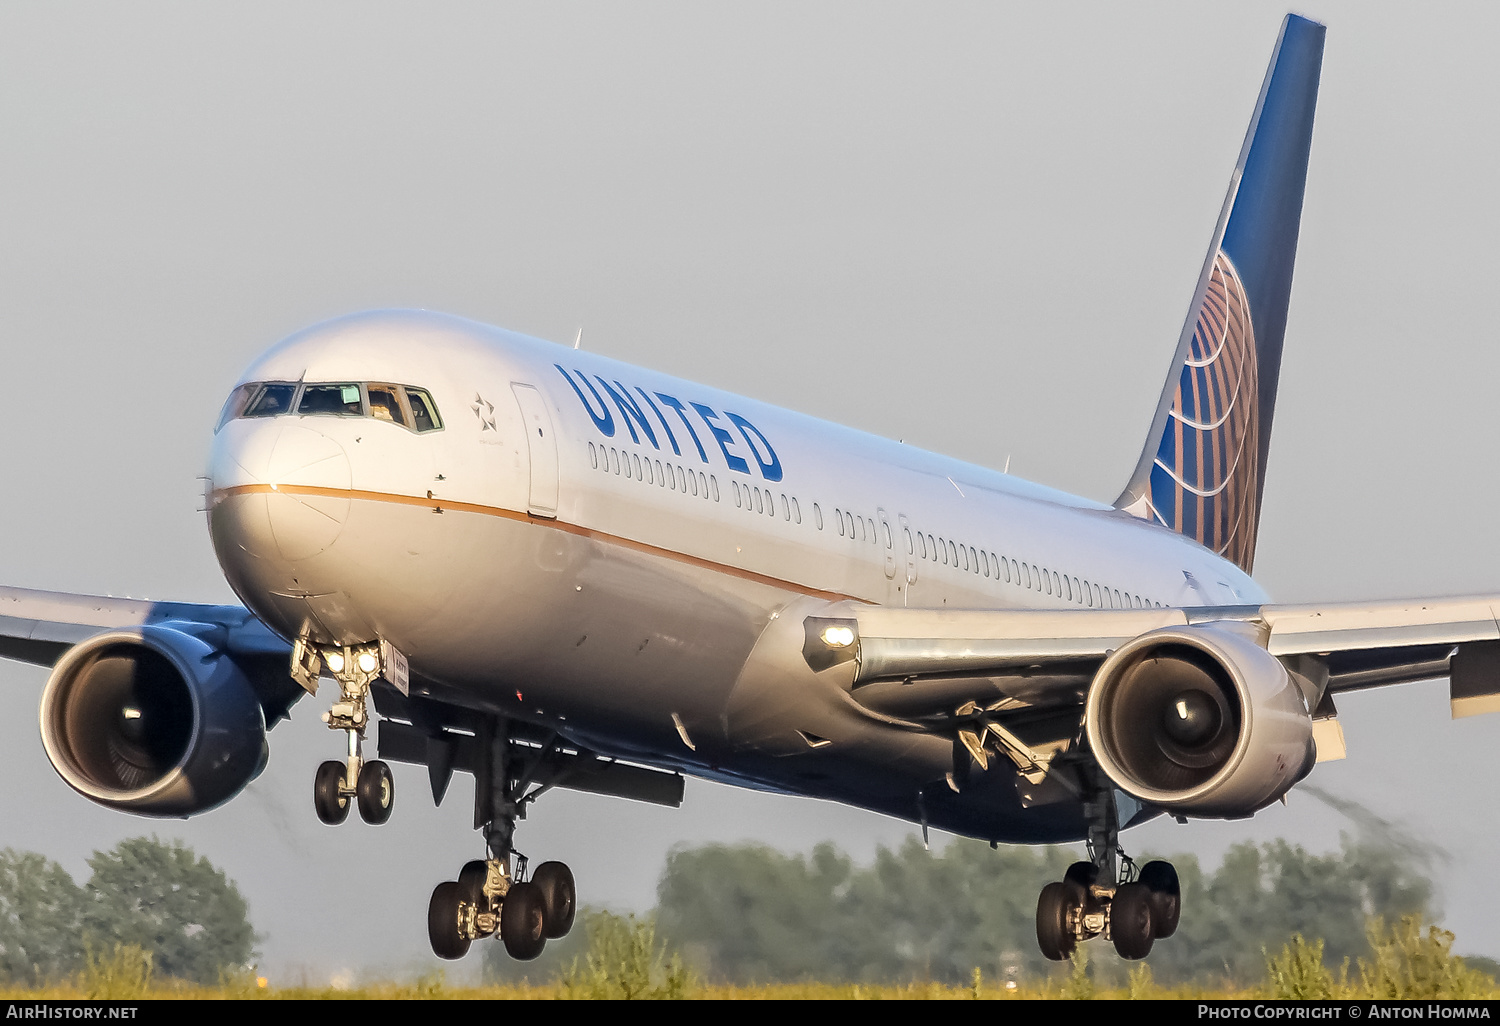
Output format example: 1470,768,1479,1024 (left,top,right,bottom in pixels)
293,638,398,826
426,715,577,961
